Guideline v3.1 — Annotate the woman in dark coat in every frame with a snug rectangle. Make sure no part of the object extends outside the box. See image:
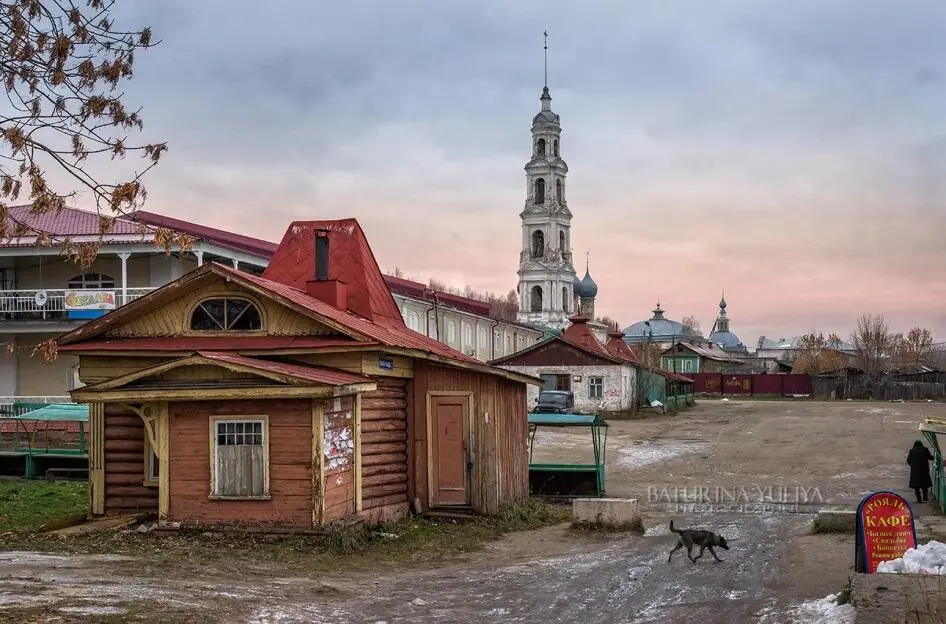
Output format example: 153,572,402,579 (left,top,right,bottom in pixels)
907,440,934,503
